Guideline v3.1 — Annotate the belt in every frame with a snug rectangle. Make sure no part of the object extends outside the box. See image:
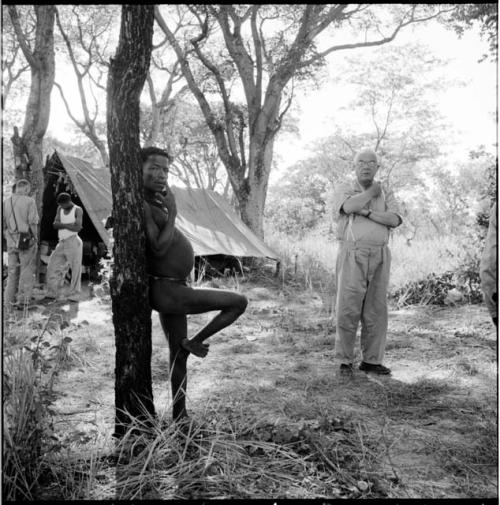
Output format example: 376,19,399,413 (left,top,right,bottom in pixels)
339,239,388,247
149,274,189,286
59,234,79,242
